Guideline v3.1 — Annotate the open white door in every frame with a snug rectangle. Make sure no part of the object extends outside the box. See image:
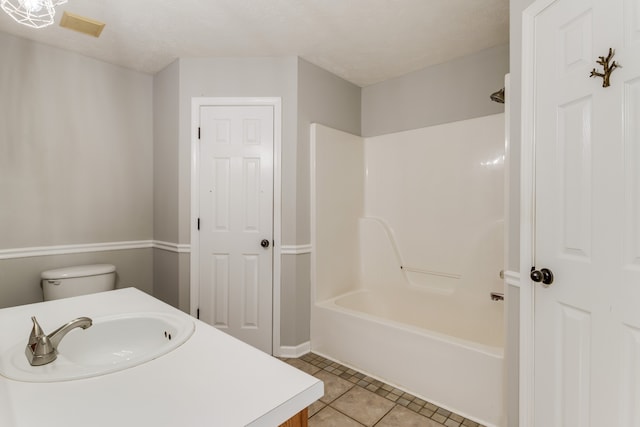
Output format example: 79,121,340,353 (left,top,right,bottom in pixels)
525,0,640,425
